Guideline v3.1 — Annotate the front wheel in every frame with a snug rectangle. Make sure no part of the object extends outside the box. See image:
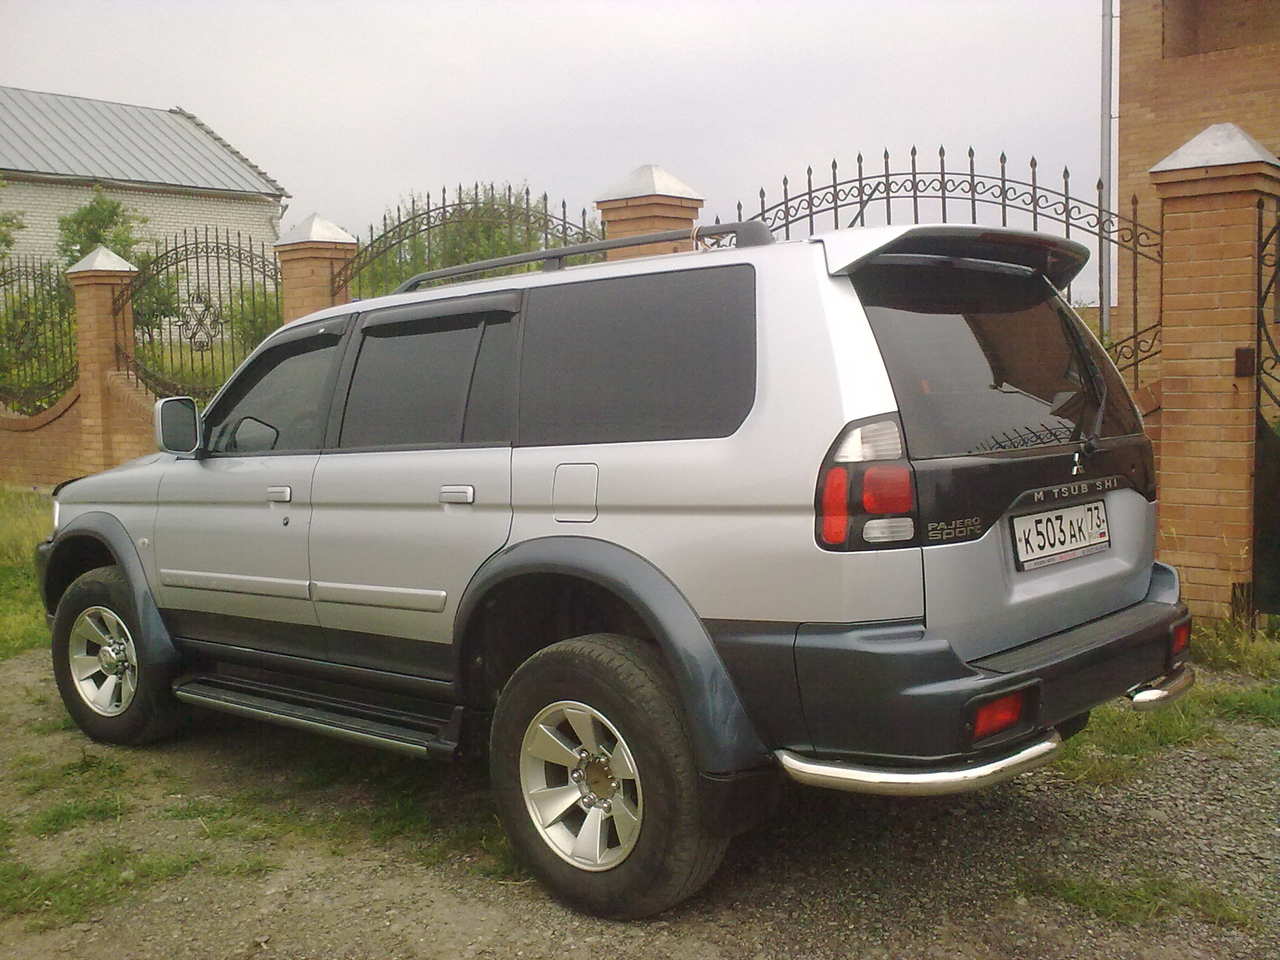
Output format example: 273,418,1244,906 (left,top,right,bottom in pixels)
51,566,186,745
489,634,728,919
